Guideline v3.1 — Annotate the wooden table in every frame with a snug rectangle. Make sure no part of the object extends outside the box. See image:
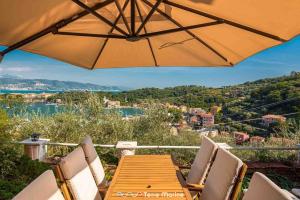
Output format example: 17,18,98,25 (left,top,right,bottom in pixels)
105,155,192,200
